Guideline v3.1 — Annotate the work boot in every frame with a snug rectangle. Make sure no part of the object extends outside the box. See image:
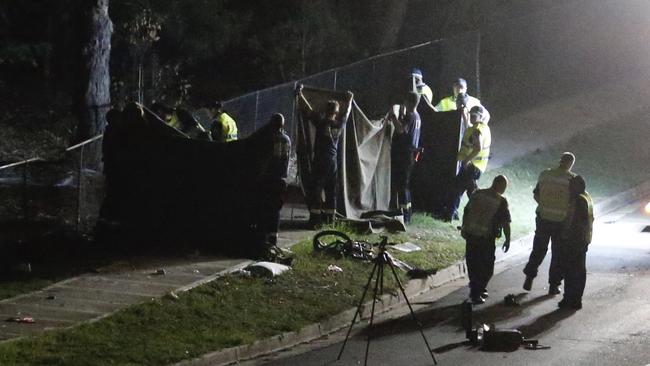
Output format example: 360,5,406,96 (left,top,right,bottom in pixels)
470,296,485,305
523,276,534,291
308,212,322,229
548,285,561,295
403,207,412,225
558,298,581,310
